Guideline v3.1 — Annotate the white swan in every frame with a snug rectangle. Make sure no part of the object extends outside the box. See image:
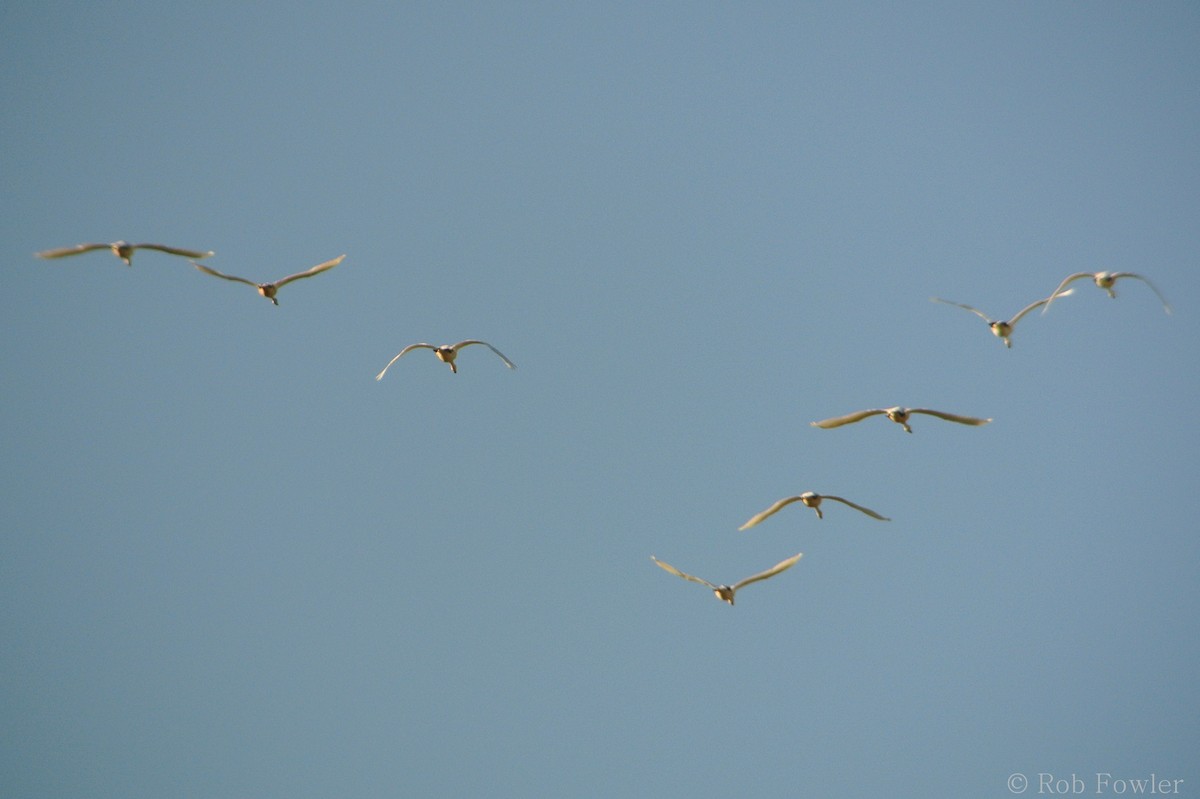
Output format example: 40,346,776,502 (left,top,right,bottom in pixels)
37,241,214,266
931,290,1071,348
651,552,803,605
739,492,890,528
1043,271,1171,315
811,406,992,434
375,340,516,380
191,255,345,305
